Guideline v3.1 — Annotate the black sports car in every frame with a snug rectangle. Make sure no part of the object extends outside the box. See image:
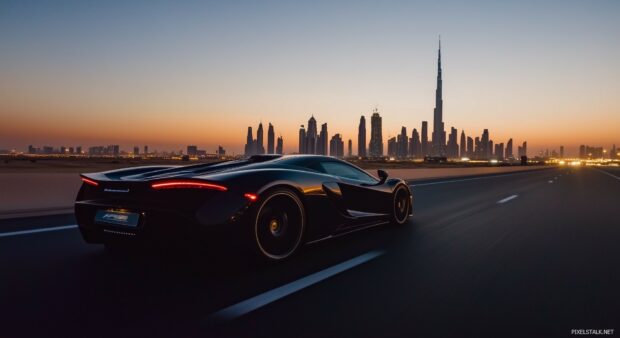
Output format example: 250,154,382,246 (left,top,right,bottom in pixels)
75,155,412,260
